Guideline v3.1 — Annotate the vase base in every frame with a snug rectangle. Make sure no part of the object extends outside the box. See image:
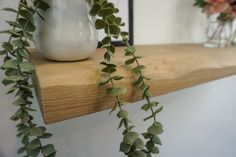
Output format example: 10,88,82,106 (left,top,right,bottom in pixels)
204,42,230,48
